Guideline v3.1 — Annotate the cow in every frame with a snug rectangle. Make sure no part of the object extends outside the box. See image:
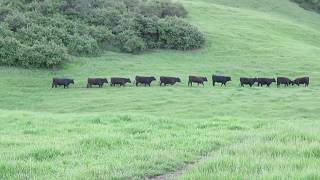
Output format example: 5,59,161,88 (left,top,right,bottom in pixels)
110,77,131,87
240,77,257,87
52,78,74,88
87,78,108,88
277,77,292,87
188,76,208,87
212,75,231,87
292,77,309,87
160,76,181,86
257,78,276,87
135,76,156,87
